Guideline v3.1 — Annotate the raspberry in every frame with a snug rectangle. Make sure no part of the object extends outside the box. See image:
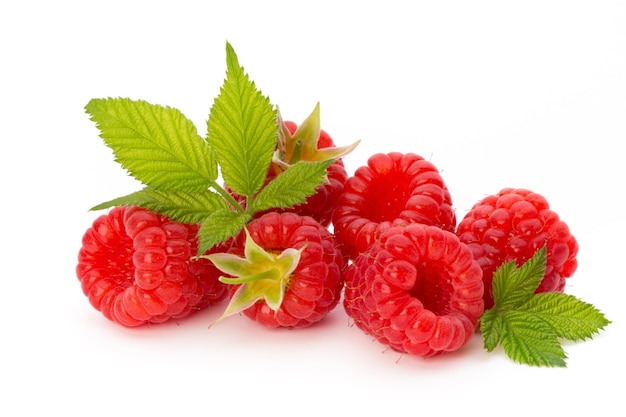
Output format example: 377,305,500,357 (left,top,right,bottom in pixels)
226,109,355,228
209,211,346,328
241,121,348,227
332,152,456,259
76,206,229,327
276,121,349,226
343,223,484,356
456,188,579,309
